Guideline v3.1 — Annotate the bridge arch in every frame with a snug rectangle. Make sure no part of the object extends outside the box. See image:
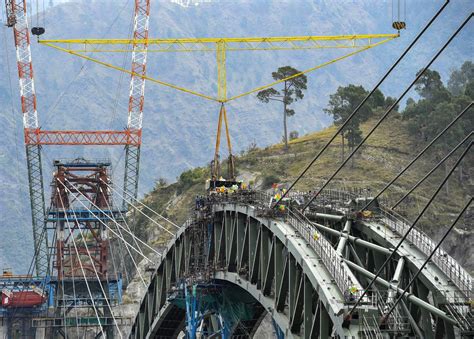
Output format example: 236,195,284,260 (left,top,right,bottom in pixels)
129,192,472,338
